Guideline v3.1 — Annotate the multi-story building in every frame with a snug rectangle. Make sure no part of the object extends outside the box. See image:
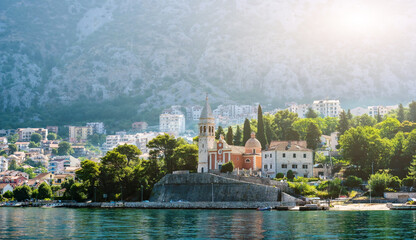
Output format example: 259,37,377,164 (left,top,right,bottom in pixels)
69,126,93,143
350,107,369,116
286,102,311,118
312,100,342,118
367,105,398,118
132,122,148,131
184,105,203,121
102,132,160,154
48,156,80,174
159,114,186,136
16,128,48,142
86,122,106,134
262,141,313,178
46,126,59,134
0,157,8,172
162,105,183,115
0,129,16,137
